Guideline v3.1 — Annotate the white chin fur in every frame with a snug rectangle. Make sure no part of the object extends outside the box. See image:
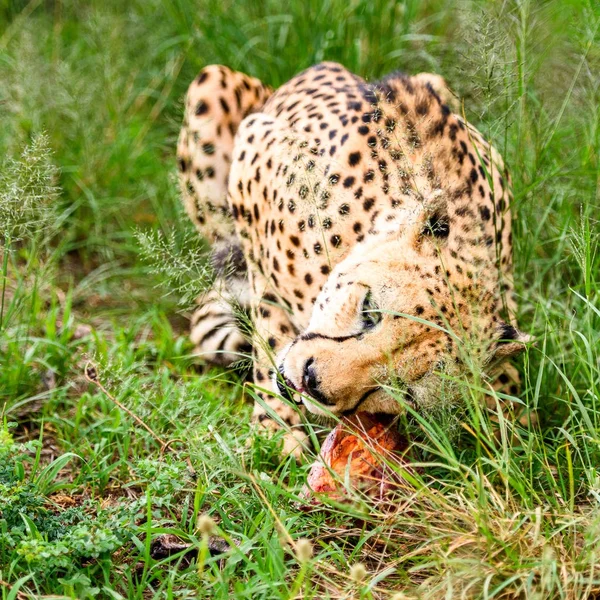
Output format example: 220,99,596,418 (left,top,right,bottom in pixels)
302,395,337,417
359,389,403,414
